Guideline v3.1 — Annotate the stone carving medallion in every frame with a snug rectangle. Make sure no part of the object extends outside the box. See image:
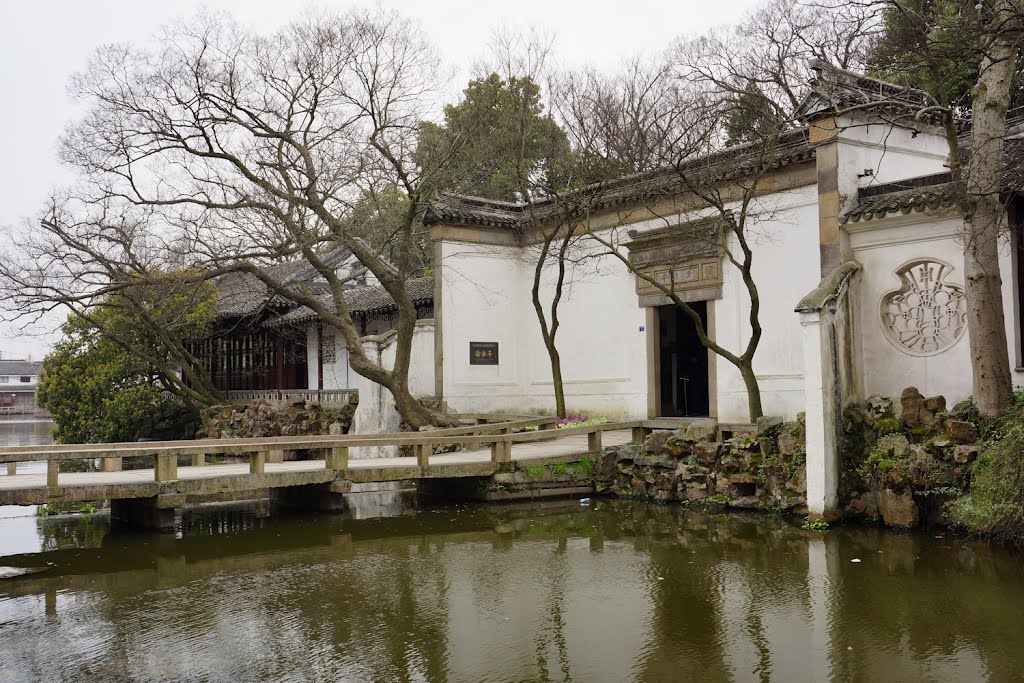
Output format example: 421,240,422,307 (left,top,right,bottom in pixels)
880,259,966,356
